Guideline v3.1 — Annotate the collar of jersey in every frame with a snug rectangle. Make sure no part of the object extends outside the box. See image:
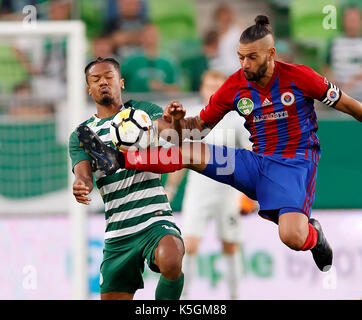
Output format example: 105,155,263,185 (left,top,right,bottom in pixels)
92,105,126,123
